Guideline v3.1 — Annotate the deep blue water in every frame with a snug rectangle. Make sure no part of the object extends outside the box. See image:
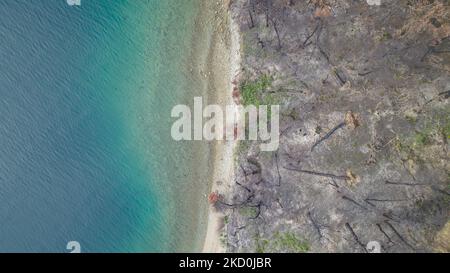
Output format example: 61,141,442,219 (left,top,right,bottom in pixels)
0,0,201,252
